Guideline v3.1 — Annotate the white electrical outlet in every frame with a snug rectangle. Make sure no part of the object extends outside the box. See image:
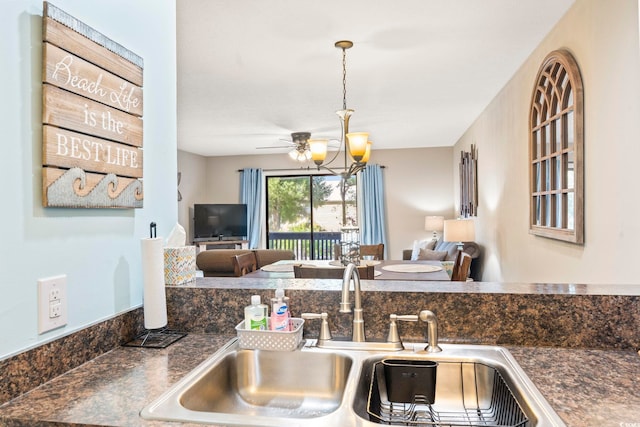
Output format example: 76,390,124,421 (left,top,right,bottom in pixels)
38,274,67,334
